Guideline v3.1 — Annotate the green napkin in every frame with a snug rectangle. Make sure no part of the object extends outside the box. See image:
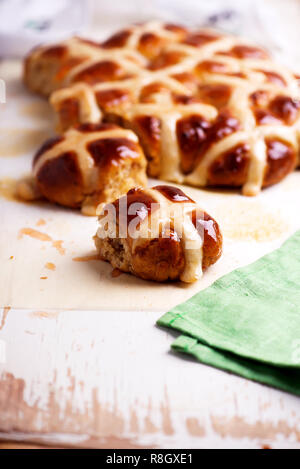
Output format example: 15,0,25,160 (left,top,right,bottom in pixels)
157,230,300,395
